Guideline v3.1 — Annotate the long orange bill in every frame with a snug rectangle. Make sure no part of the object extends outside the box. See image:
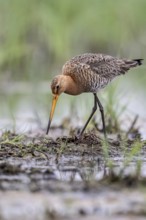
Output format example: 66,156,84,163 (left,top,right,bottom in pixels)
46,94,59,134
